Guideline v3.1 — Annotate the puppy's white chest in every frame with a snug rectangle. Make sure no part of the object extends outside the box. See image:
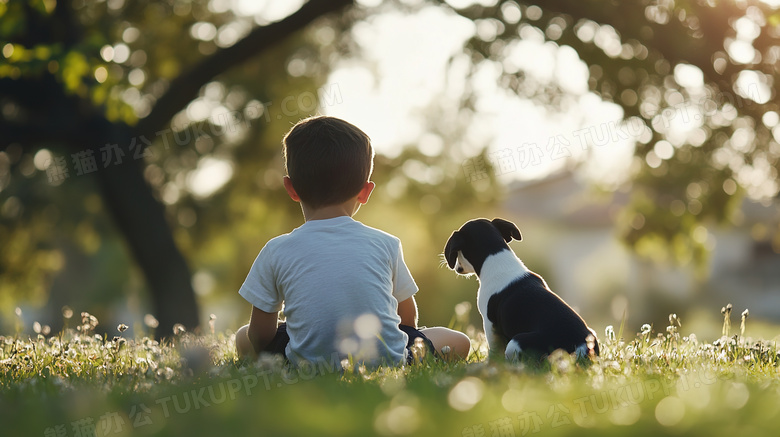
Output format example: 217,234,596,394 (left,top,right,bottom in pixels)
477,250,530,301
475,250,530,351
